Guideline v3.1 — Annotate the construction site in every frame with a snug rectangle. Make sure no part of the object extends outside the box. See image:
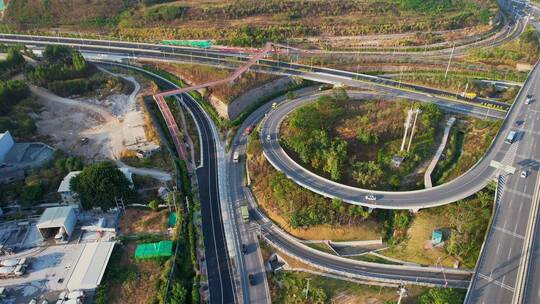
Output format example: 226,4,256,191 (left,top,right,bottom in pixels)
33,67,160,161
